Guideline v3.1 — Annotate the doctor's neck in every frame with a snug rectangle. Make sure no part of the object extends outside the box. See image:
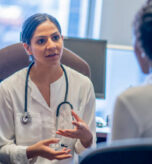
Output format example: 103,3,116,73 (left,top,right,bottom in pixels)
29,63,63,84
